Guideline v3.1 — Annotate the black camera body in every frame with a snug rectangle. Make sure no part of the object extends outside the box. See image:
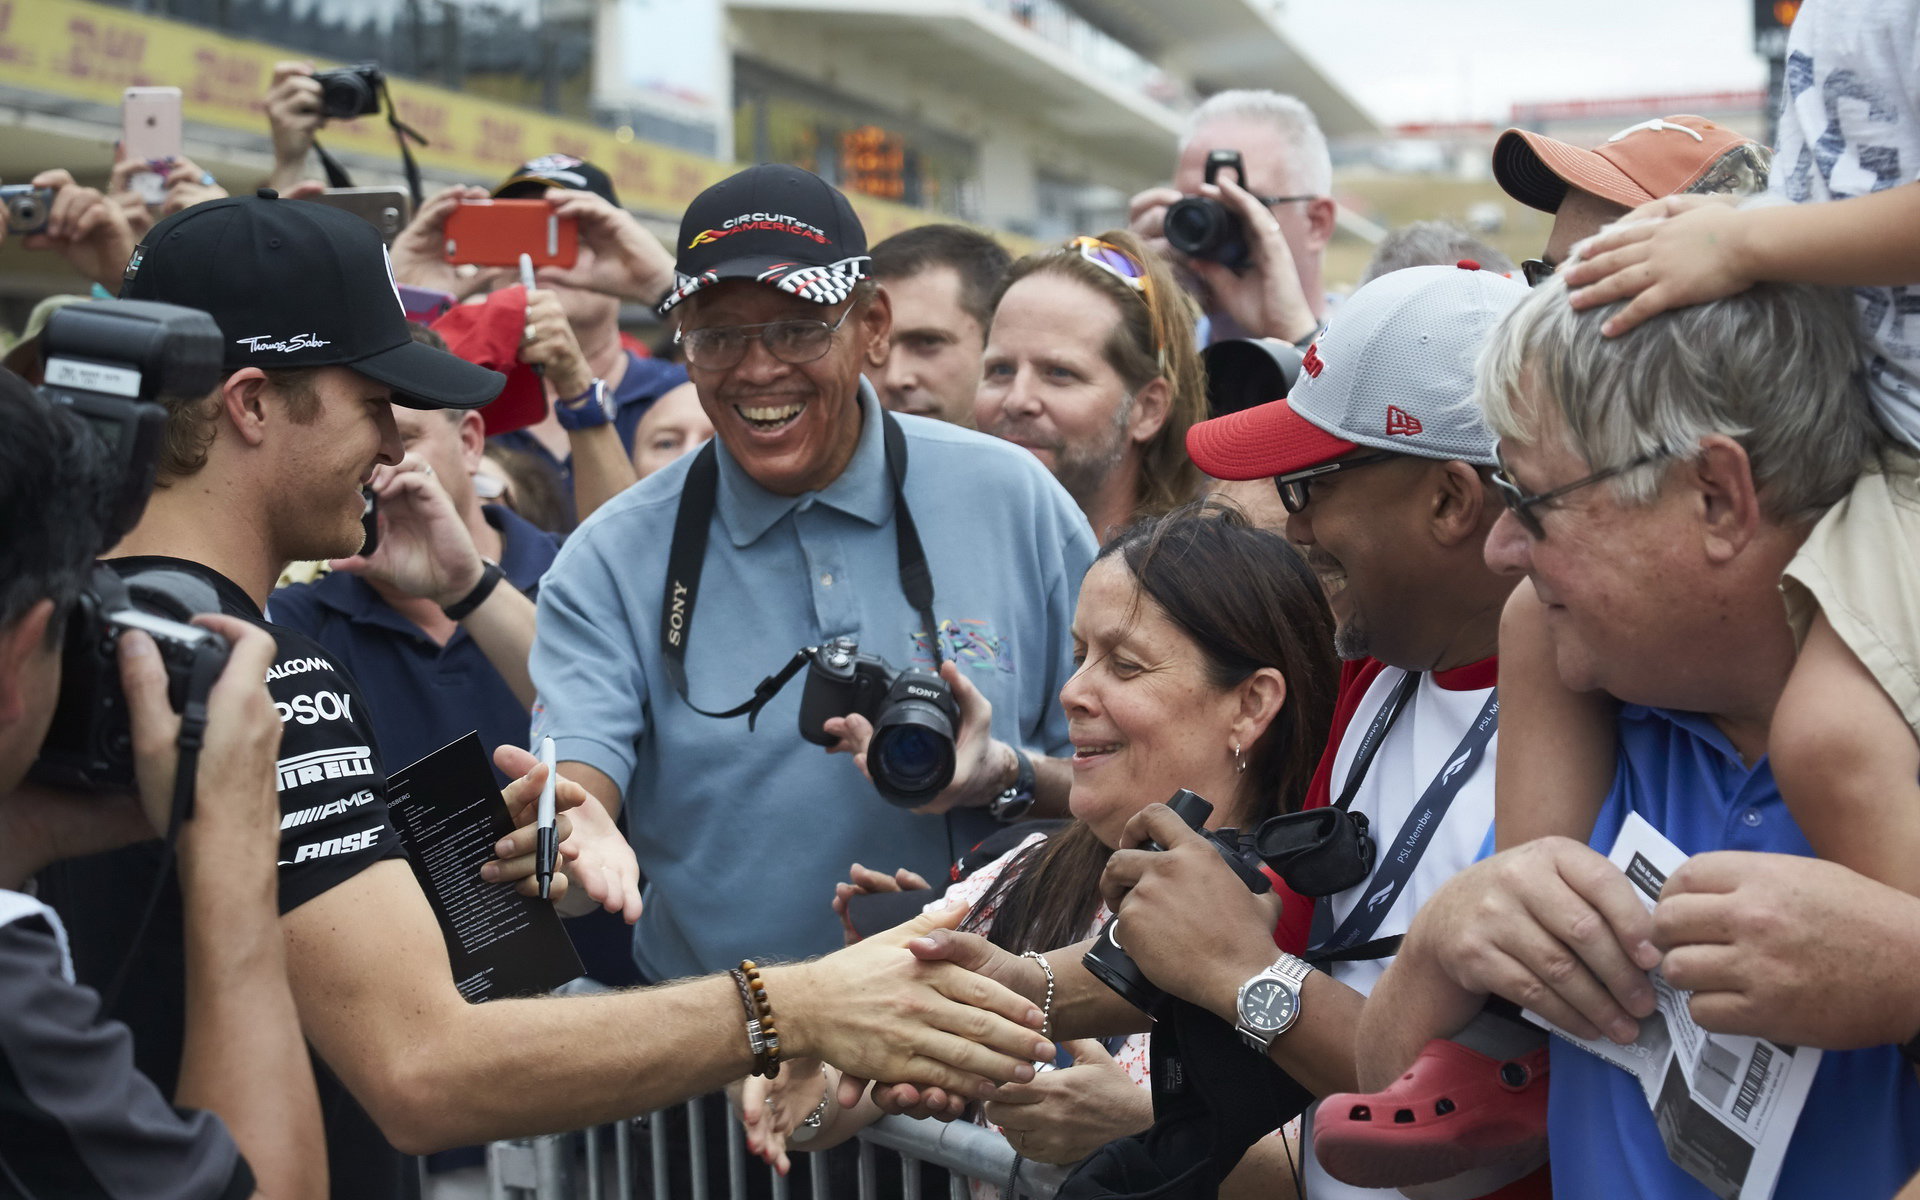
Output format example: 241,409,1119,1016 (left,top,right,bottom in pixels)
1164,149,1253,271
797,636,960,807
31,567,229,793
1,184,55,236
1084,789,1273,1014
24,299,233,794
314,62,386,120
